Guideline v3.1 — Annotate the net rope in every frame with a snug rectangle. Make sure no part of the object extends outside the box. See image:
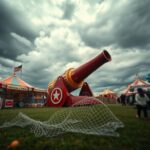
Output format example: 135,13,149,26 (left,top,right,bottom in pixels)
0,97,124,137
